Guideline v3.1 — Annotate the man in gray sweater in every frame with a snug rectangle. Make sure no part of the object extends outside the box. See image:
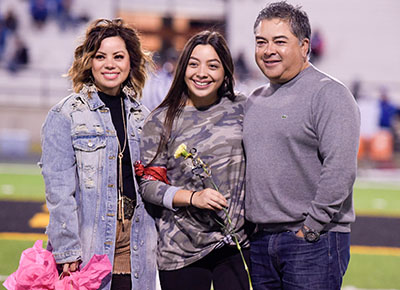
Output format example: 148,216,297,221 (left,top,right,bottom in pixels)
243,2,361,289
